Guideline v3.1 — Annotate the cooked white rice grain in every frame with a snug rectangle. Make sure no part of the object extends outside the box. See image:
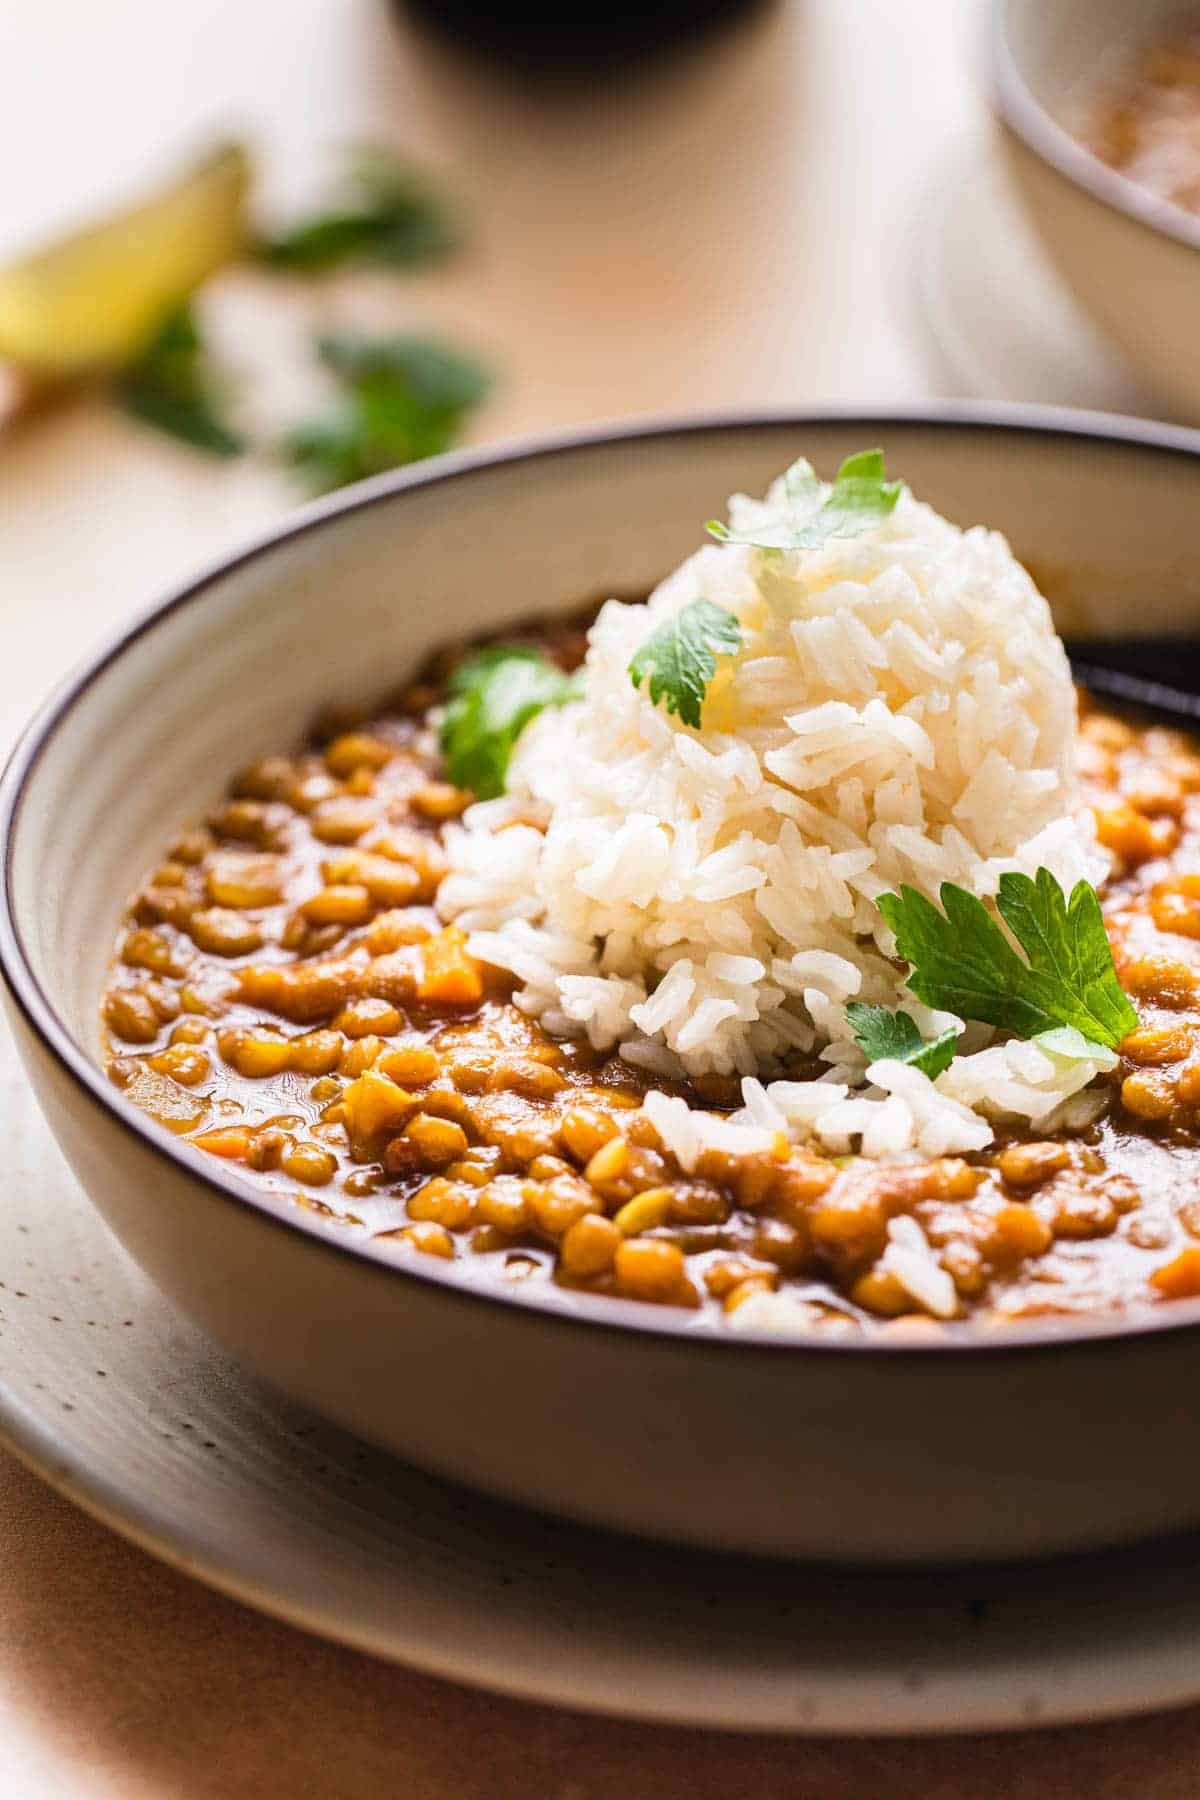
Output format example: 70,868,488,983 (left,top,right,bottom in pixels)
438,460,1110,1159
